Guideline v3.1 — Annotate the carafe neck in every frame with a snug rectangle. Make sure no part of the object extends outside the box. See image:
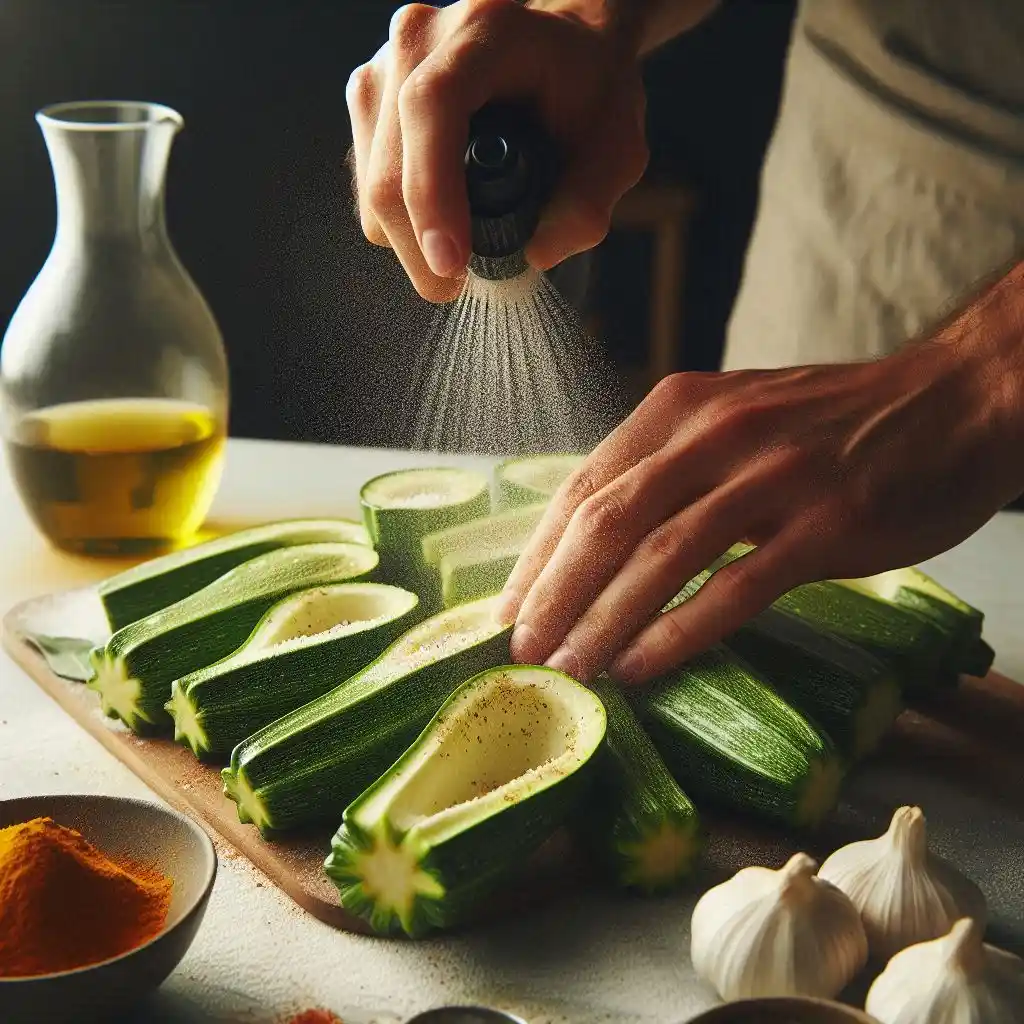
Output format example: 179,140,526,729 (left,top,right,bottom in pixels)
37,101,182,246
